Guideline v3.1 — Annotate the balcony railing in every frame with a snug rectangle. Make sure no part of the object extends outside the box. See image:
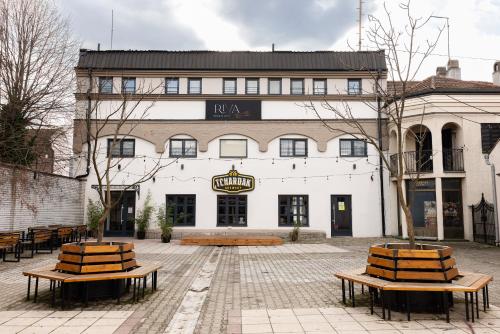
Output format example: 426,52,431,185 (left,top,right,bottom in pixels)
443,148,464,172
389,150,434,175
